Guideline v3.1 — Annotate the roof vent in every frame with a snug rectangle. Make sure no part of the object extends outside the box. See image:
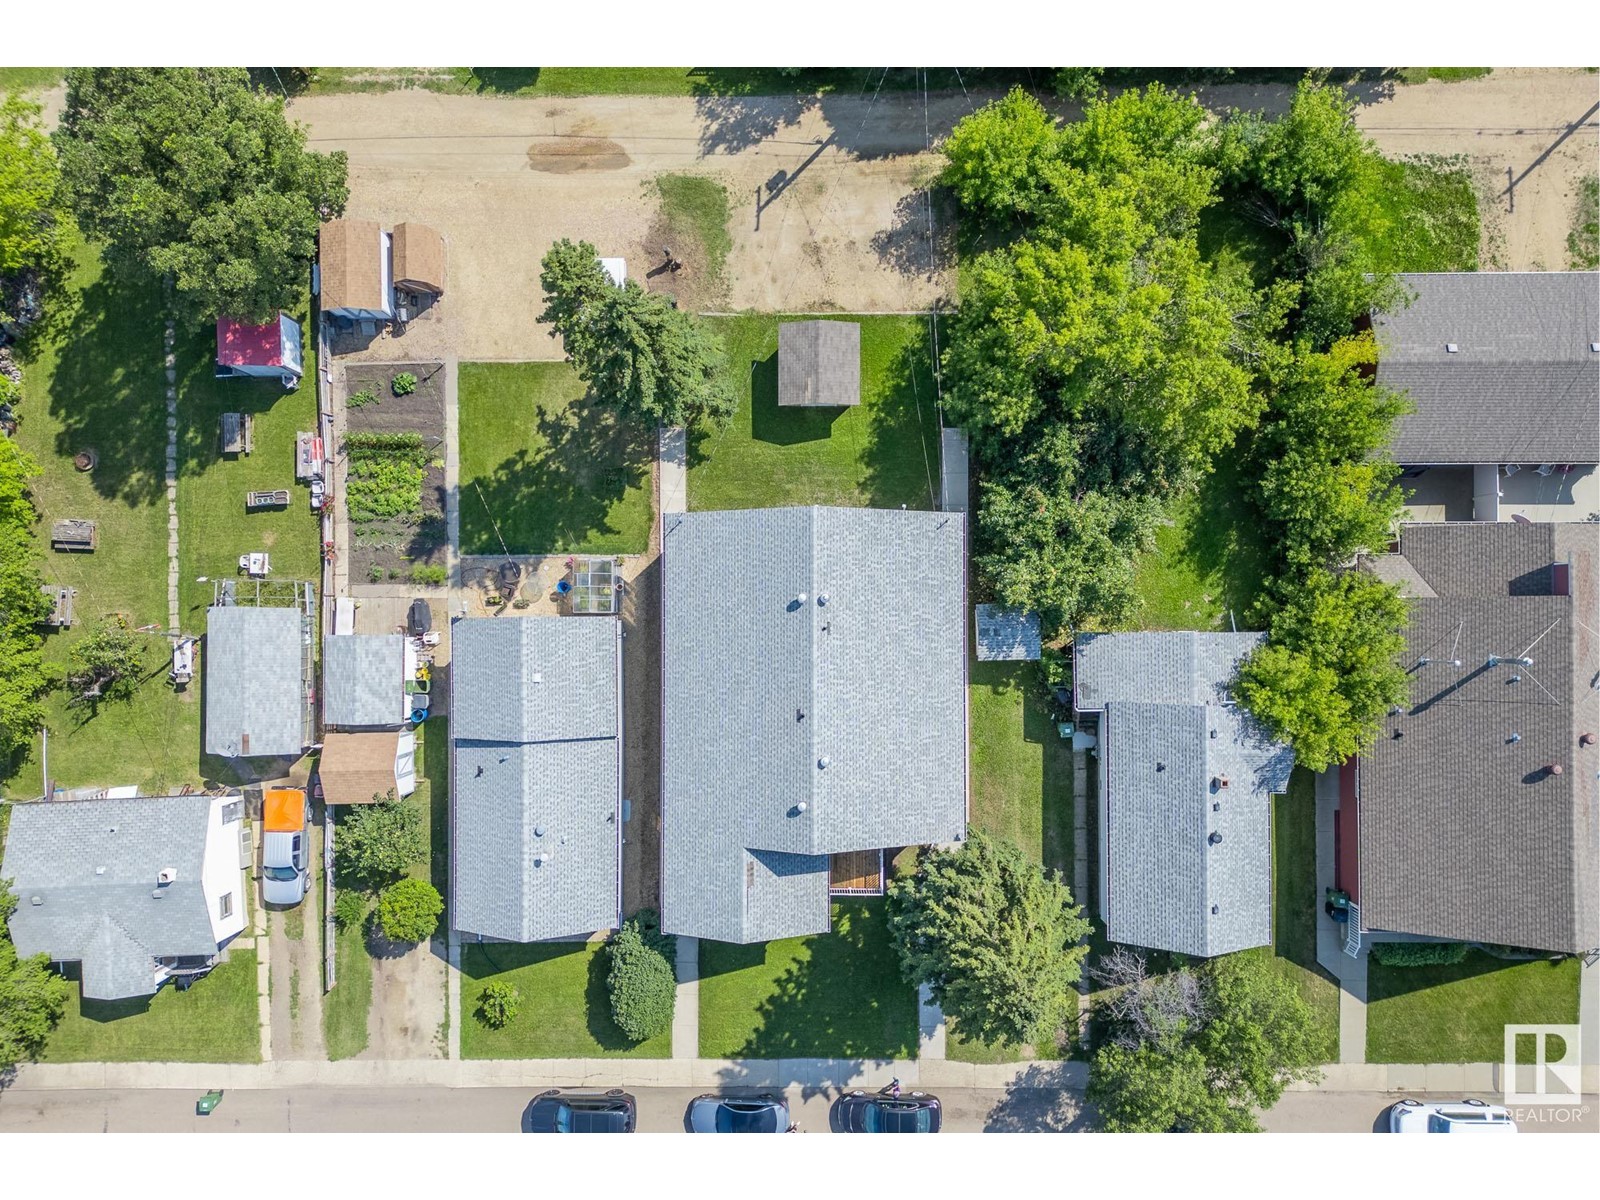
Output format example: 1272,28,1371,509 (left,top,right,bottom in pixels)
1591,342,1600,353
1209,729,1218,739
796,801,809,813
1445,343,1459,353
1214,775,1230,790
1208,832,1223,846
1211,904,1220,915
816,593,829,606
157,868,177,885
1548,764,1564,776
533,852,550,867
1508,732,1522,743
817,756,830,769
95,866,106,875
29,895,43,906
533,826,545,838
1155,761,1165,772
530,672,544,684
1509,674,1522,684
795,592,808,605
1581,733,1596,747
